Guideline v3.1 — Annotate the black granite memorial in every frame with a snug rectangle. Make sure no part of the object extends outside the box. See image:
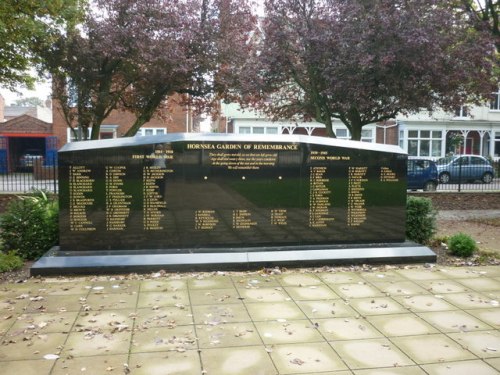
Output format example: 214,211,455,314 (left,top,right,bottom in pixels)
31,133,435,275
